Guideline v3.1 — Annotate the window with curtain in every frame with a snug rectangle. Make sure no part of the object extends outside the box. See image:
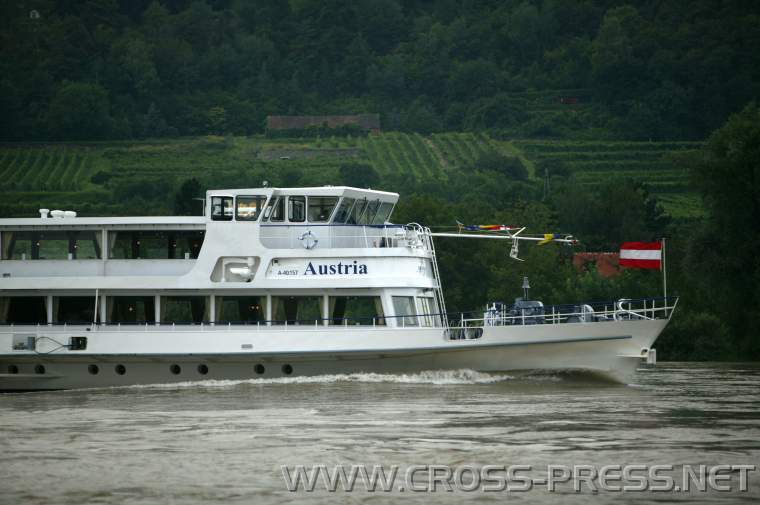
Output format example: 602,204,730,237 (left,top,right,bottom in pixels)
329,296,385,325
392,296,418,327
107,296,155,324
161,296,208,324
216,296,265,323
271,296,321,325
